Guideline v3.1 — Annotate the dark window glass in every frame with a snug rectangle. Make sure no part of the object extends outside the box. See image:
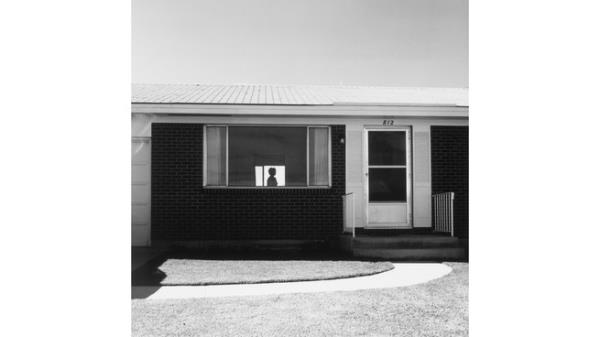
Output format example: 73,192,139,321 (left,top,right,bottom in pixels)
369,168,407,202
228,126,307,187
368,131,406,165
